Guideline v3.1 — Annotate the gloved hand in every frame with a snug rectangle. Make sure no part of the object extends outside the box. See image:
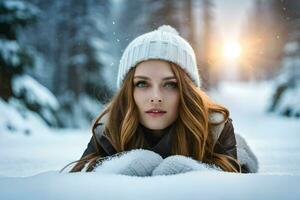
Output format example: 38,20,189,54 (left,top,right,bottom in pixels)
93,149,163,177
152,155,221,176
